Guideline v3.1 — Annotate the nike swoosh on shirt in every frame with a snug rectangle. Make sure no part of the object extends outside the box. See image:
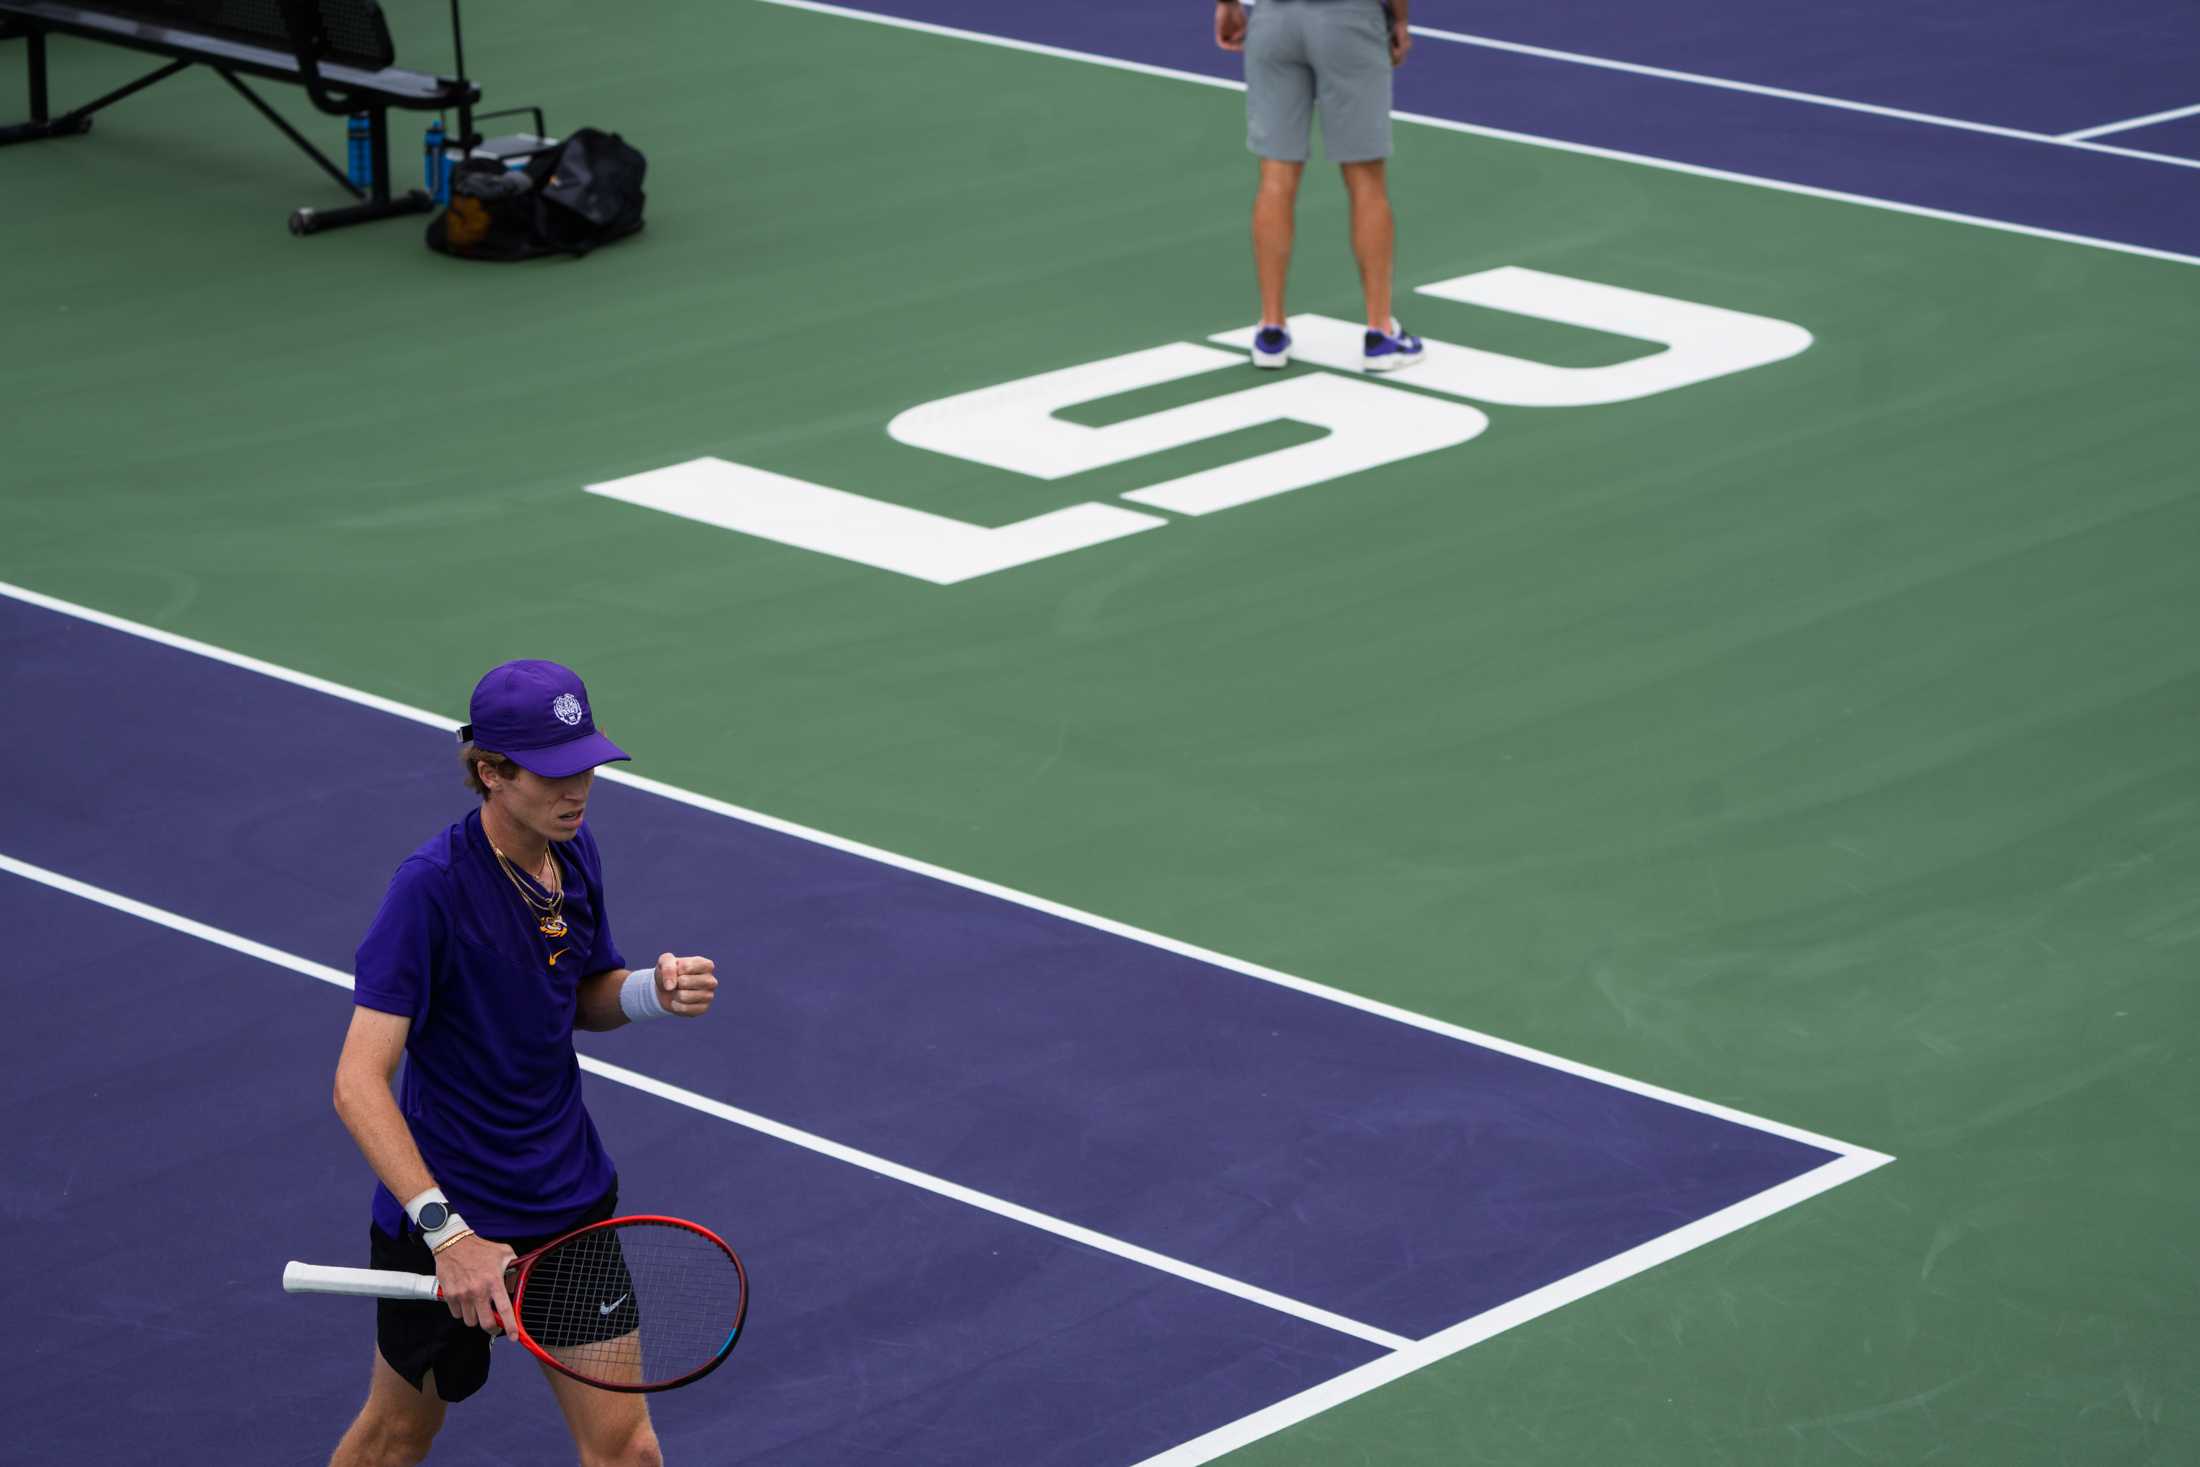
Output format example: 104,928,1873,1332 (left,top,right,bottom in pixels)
599,1294,629,1316
547,948,570,966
